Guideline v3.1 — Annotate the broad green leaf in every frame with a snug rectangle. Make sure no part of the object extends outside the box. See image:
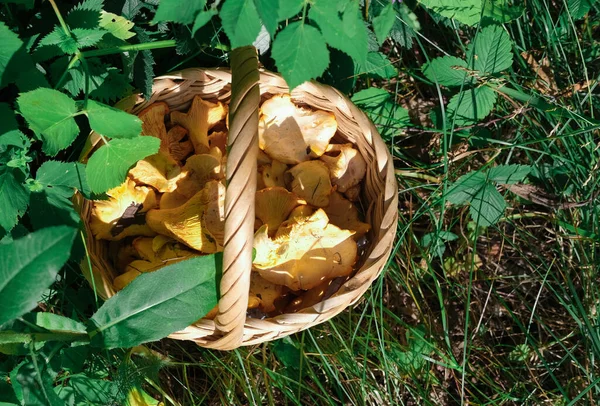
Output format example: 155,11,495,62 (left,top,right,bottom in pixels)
220,0,262,48
60,346,89,373
192,9,218,35
85,100,142,139
99,11,136,40
469,183,506,227
372,2,395,45
152,0,206,25
418,0,482,26
39,26,79,54
356,52,398,80
309,0,368,65
71,28,107,48
255,0,279,37
17,88,79,156
488,164,531,184
0,22,26,87
0,226,77,326
567,0,598,20
21,312,86,333
422,231,458,256
482,0,524,23
35,160,91,197
69,376,120,405
446,86,497,126
278,0,303,20
86,136,160,193
88,255,221,348
0,103,19,134
0,171,29,233
446,171,487,205
422,56,474,87
392,326,433,373
272,22,329,90
352,88,410,139
29,186,80,229
467,25,513,74
388,3,419,49
11,360,63,406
